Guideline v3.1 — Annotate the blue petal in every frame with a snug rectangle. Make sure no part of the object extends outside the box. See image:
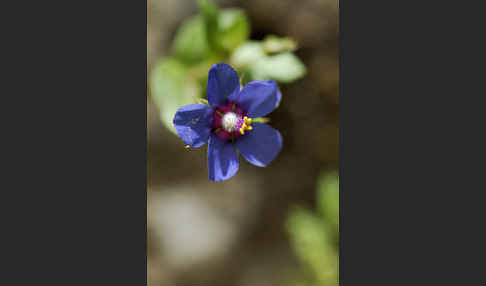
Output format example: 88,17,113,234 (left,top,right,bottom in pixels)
266,80,282,108
235,123,282,167
208,134,239,181
207,63,240,107
173,104,213,148
230,80,279,117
